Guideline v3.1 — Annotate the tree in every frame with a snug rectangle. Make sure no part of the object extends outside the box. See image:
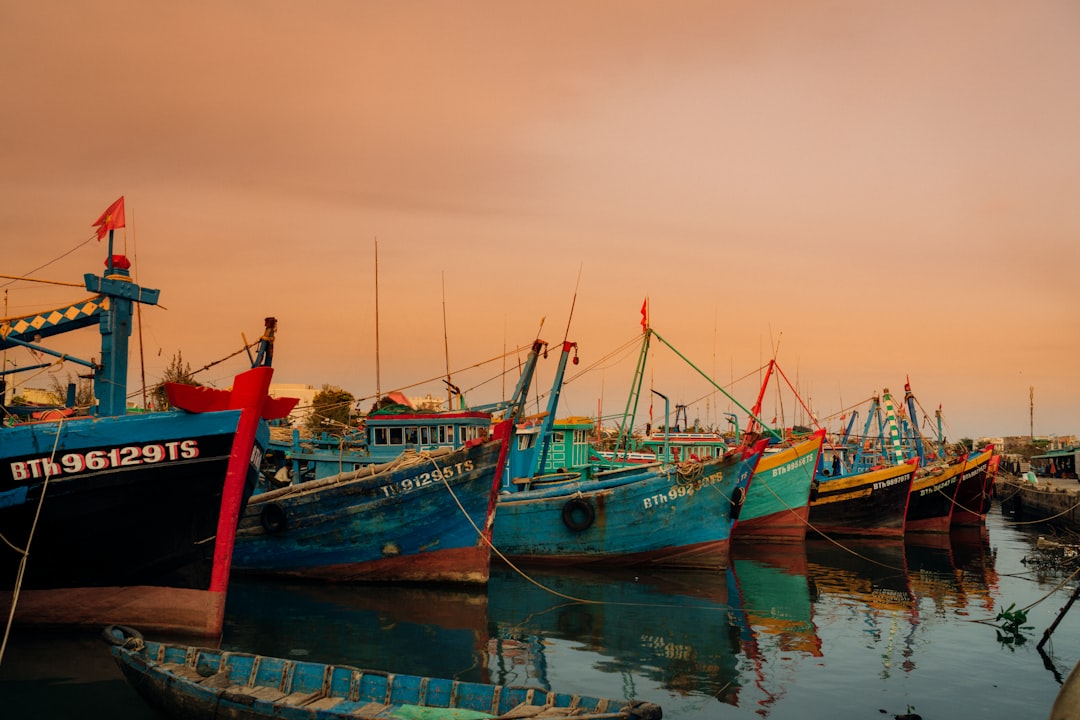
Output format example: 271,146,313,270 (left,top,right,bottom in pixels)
152,351,200,410
46,372,94,413
305,384,355,433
